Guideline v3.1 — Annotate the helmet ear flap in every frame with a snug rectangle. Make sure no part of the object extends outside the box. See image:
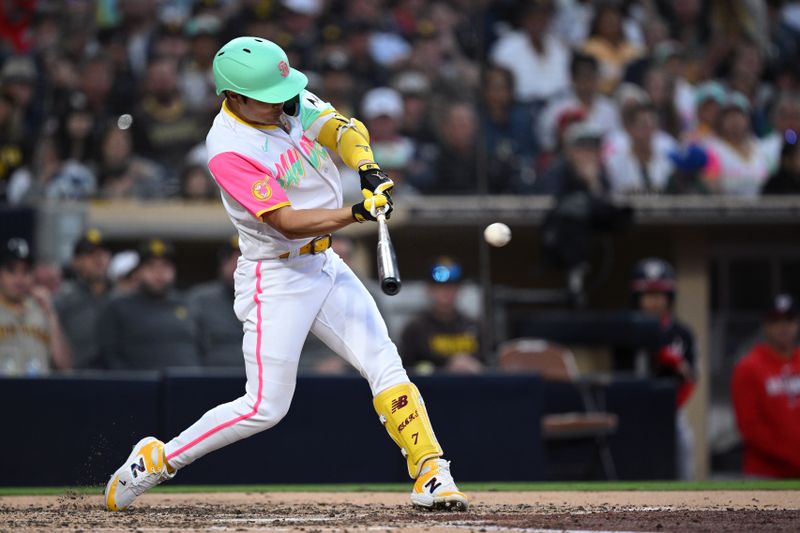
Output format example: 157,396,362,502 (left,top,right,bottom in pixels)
282,93,300,116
